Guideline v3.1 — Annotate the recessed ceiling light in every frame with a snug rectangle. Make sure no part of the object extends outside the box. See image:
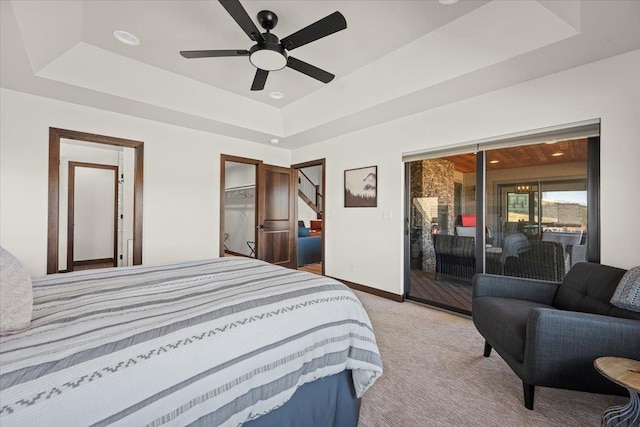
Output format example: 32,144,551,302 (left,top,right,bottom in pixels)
551,152,565,157
545,141,557,144
269,91,284,100
270,138,280,144
113,30,140,46
489,160,500,164
439,0,459,4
